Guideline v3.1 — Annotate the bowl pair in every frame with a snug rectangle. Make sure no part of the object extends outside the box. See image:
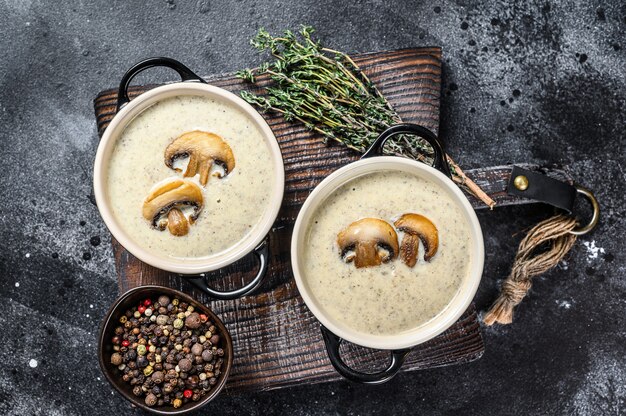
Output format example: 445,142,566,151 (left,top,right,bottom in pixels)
96,58,484,395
